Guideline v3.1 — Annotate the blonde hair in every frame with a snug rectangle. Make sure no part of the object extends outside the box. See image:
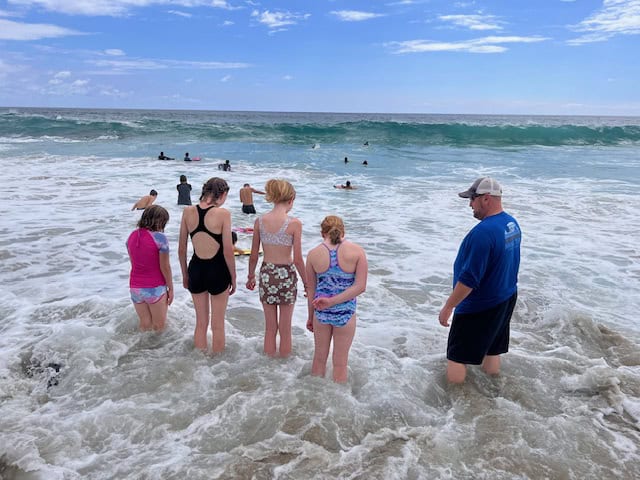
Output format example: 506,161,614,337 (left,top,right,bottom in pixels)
265,179,296,204
200,177,229,204
320,215,345,245
138,205,169,232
